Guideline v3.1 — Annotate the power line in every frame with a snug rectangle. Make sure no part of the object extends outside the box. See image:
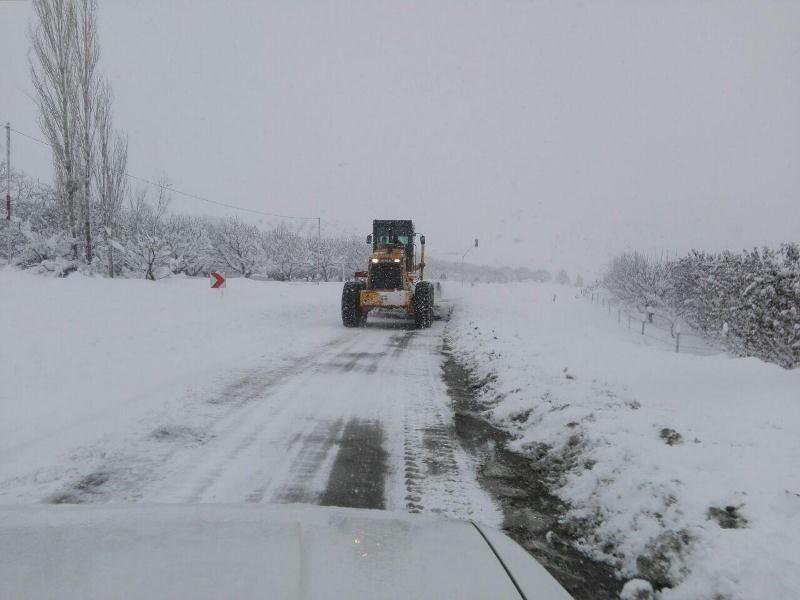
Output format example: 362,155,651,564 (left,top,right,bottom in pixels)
7,127,49,149
5,123,319,222
122,171,317,221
